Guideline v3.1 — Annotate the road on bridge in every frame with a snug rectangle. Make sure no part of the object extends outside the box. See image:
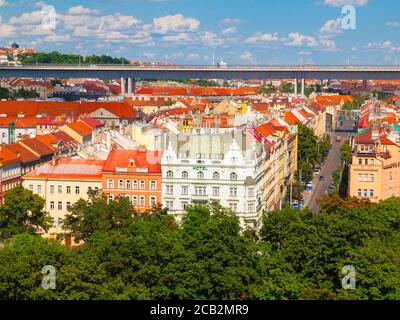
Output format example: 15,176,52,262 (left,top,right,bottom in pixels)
303,120,355,212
